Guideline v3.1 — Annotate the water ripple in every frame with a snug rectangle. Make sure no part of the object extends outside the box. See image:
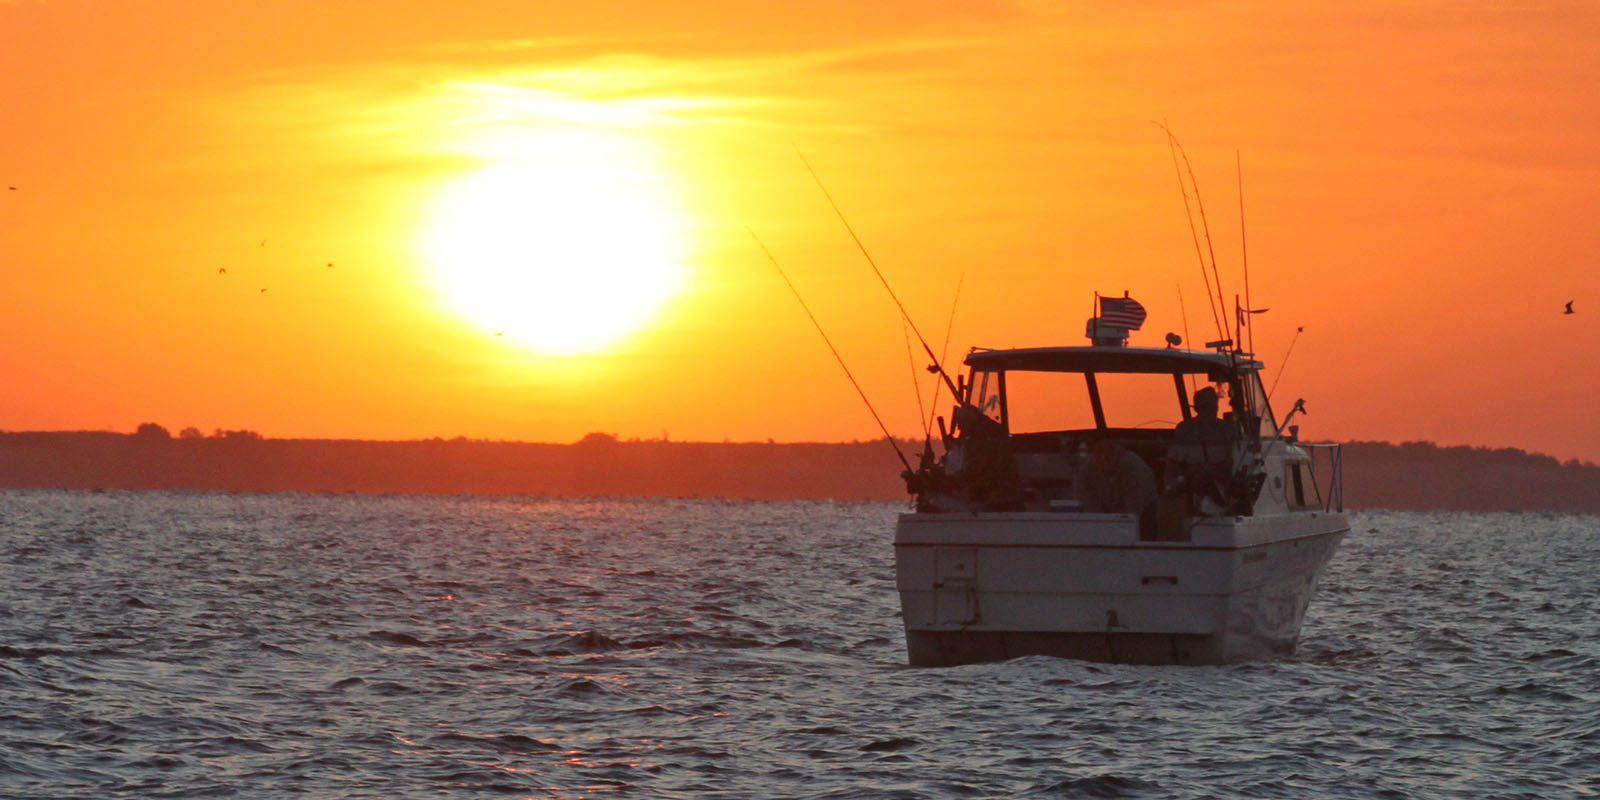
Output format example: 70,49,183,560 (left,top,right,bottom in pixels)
1,494,1596,798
